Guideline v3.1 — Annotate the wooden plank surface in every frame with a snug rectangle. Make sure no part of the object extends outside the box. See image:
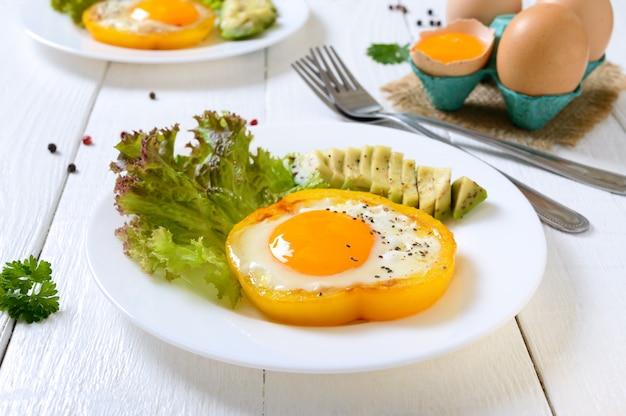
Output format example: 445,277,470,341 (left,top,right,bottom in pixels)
0,0,624,414
0,0,107,358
